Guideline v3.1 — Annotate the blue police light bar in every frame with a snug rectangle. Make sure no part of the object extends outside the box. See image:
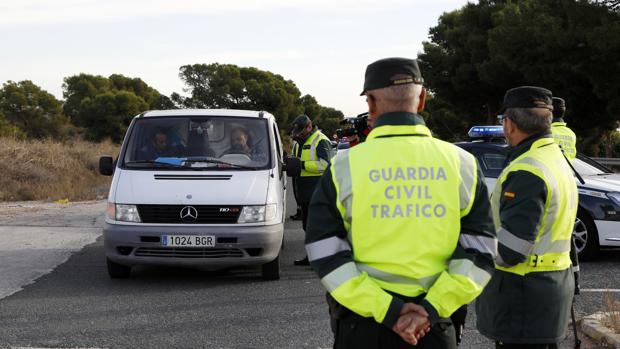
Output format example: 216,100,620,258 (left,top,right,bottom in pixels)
468,126,504,139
